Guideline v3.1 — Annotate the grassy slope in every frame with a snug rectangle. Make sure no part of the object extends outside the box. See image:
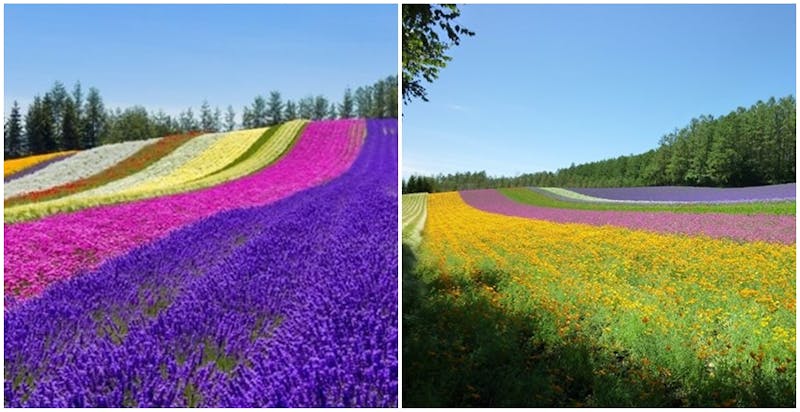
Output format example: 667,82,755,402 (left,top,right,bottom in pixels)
402,193,428,247
497,187,796,215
